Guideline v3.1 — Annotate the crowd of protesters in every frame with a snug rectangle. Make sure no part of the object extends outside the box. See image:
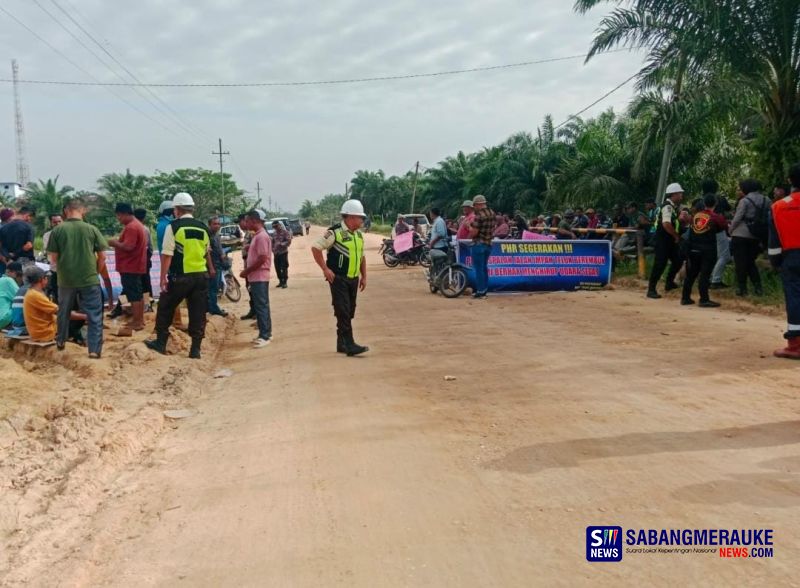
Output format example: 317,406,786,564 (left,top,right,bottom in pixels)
0,195,296,358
